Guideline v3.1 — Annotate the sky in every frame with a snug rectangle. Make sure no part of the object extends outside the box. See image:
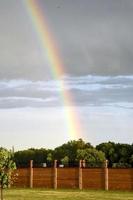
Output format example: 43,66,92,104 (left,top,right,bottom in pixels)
0,0,133,150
